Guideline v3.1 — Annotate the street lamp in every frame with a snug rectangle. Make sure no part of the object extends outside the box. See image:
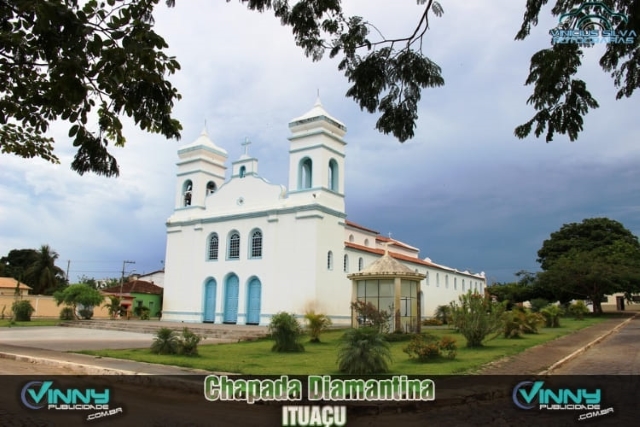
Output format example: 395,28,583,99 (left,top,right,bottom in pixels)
119,260,136,298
